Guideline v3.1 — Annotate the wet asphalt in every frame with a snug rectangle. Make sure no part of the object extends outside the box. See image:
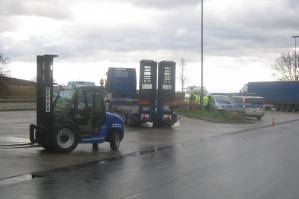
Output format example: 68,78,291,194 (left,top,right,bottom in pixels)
1,116,299,198
0,110,298,181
